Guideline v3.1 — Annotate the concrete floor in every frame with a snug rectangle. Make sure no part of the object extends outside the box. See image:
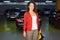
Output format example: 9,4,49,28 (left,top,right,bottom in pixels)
0,15,60,40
